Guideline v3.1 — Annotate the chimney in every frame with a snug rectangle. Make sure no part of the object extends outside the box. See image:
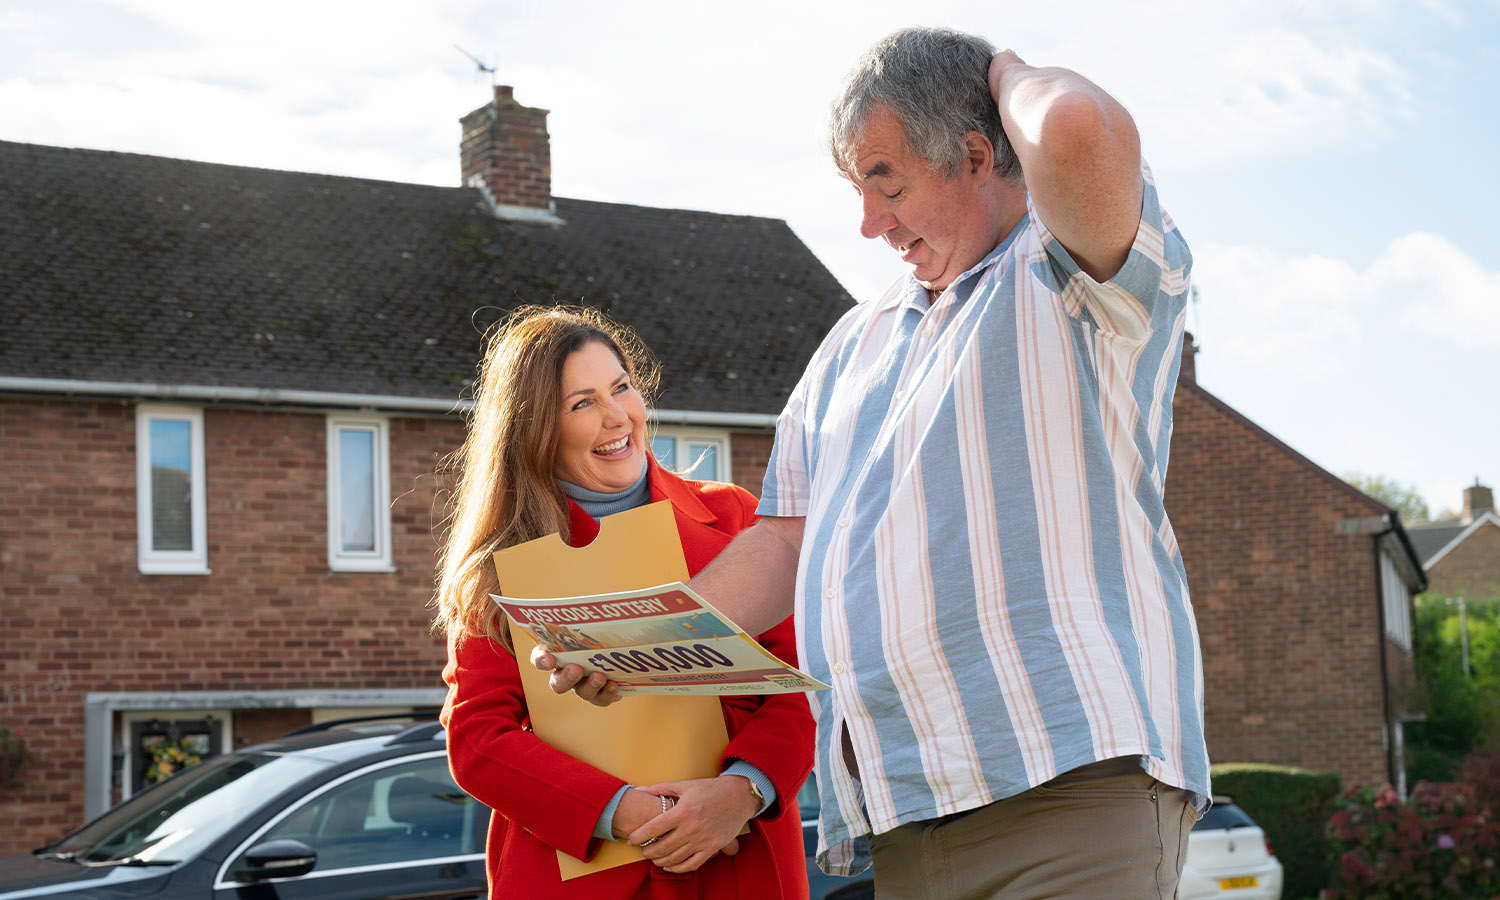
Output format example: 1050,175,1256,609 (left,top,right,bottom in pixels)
460,85,563,224
1179,331,1197,383
1463,479,1494,522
